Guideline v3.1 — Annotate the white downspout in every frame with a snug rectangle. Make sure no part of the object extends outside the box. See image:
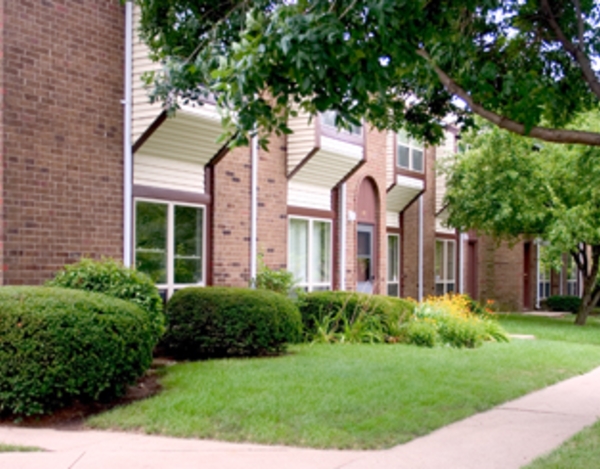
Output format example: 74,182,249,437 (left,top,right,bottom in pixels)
339,183,347,291
418,195,423,301
250,135,258,287
122,1,133,267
